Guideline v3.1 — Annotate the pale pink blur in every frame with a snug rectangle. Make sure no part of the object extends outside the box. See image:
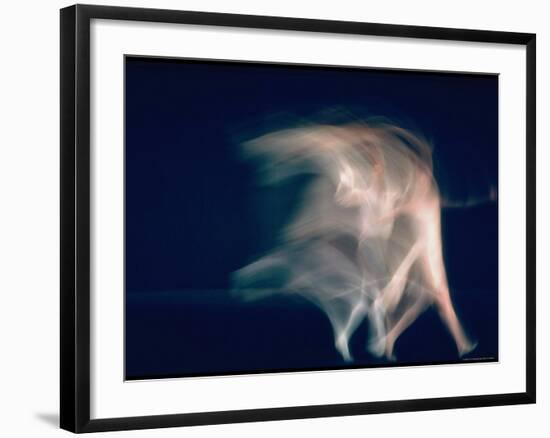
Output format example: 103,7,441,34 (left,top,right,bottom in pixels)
233,117,479,361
